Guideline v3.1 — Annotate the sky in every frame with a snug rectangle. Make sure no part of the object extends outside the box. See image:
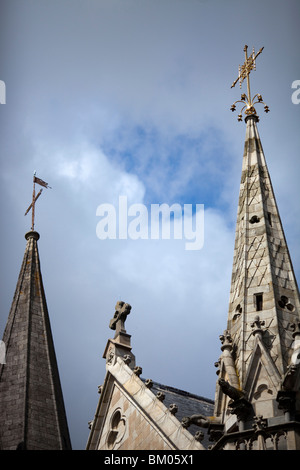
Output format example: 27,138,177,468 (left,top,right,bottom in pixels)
0,0,299,450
